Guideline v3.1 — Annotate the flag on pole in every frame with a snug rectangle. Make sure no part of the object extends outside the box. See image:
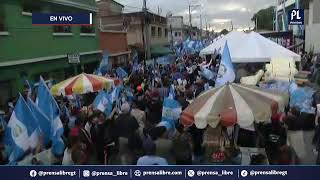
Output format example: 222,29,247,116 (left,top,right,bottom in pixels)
215,41,235,87
36,77,64,155
5,95,39,163
27,98,51,146
93,91,112,117
98,51,110,76
161,98,182,129
116,67,128,79
25,79,32,98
